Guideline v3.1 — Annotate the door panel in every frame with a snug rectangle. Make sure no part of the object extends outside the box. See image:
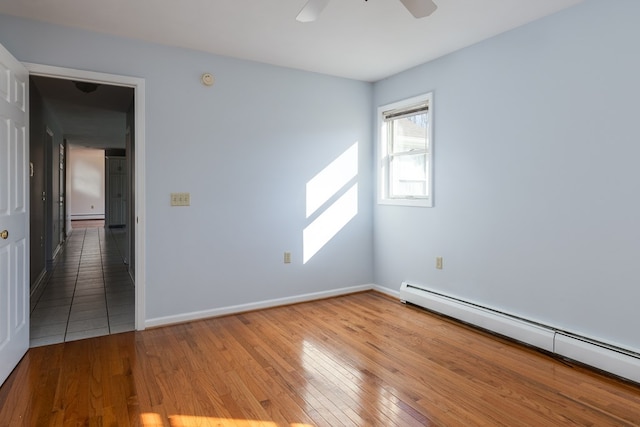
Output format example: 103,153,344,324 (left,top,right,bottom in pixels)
0,42,29,387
